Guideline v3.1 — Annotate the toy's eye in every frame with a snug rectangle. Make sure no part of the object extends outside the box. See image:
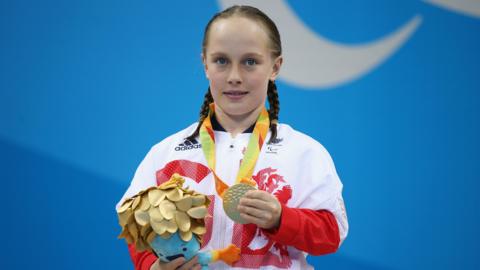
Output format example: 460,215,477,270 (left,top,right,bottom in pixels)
182,247,187,252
